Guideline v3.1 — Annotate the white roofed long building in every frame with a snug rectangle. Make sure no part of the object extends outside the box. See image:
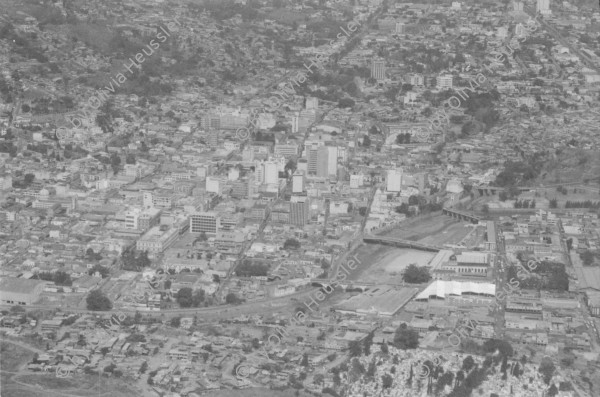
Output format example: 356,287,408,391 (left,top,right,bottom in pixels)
415,280,496,301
